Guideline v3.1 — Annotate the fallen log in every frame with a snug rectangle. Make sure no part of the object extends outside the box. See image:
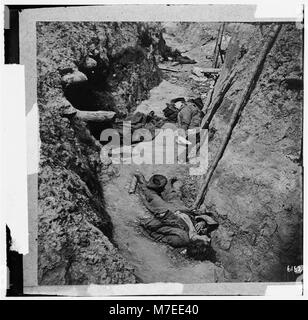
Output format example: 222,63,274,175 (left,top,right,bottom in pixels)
62,106,116,122
193,23,282,209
